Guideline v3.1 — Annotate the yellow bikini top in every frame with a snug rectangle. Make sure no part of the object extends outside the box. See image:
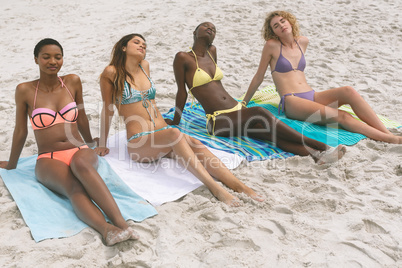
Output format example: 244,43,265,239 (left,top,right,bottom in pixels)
188,48,223,106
